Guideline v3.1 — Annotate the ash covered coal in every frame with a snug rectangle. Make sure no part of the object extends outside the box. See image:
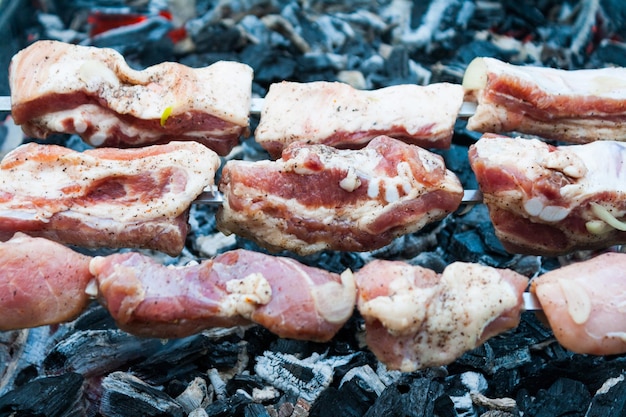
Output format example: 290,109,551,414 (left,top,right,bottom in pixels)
1,0,626,416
